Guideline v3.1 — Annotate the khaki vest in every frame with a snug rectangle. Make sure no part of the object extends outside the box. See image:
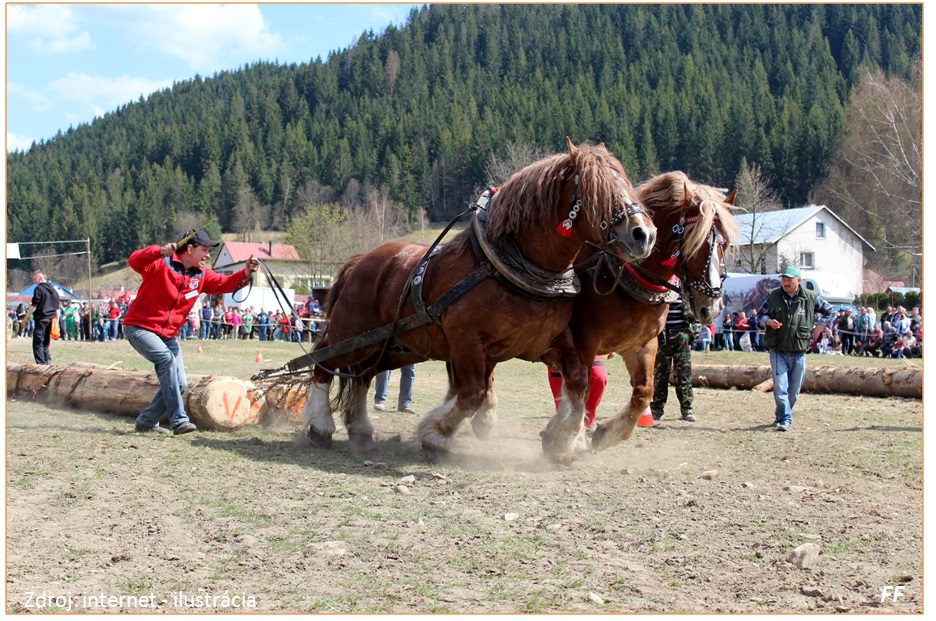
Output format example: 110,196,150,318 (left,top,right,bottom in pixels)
763,286,818,353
